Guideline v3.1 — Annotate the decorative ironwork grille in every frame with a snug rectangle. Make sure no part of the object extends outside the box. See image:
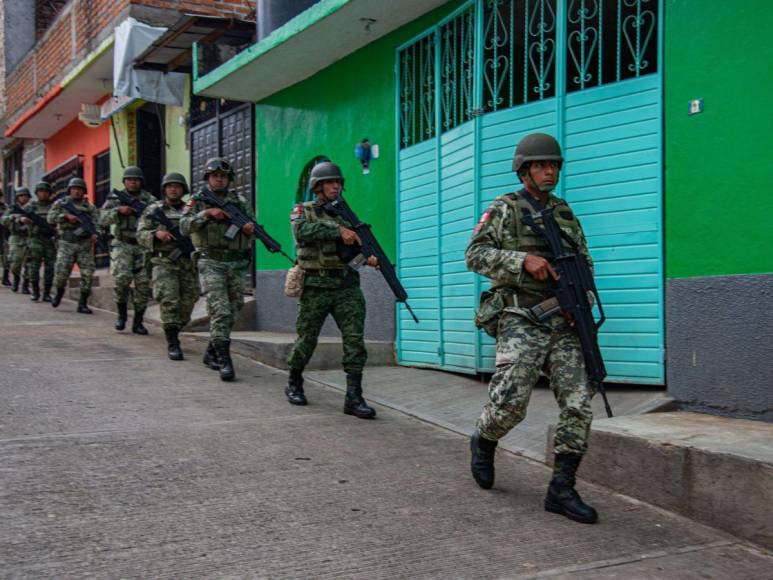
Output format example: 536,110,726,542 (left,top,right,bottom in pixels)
565,0,658,92
482,0,557,113
440,5,476,131
398,34,436,149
